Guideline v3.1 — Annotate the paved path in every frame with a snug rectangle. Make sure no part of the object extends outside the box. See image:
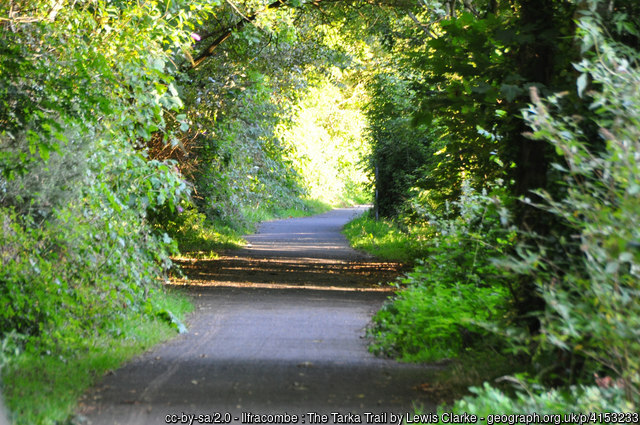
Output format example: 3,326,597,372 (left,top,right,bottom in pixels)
78,208,435,425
